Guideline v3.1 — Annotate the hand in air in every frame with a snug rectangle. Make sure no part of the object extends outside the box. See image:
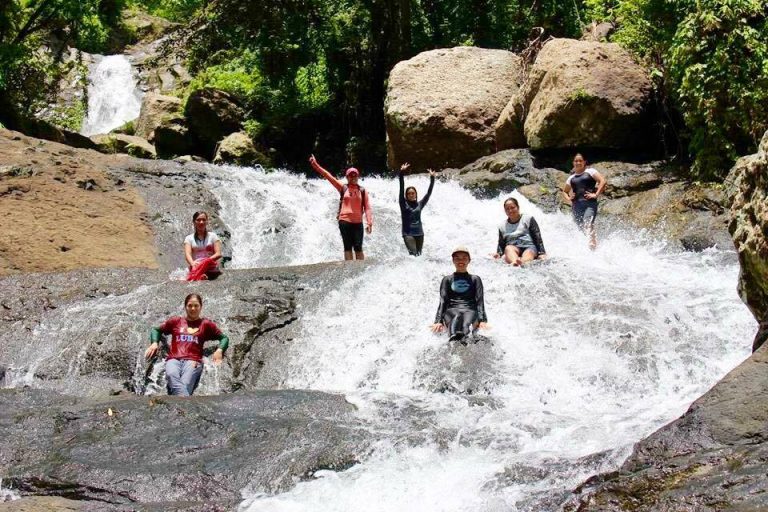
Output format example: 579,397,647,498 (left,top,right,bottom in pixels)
399,162,411,174
144,342,158,360
308,154,319,169
430,323,445,333
428,169,437,178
